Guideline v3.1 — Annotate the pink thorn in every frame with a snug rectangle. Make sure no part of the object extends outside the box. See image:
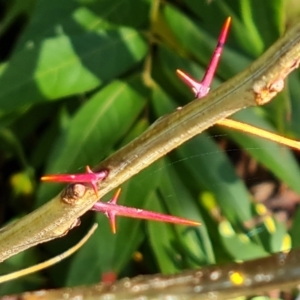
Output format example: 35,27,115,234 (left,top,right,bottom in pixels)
107,211,117,234
176,17,231,99
100,188,120,234
110,187,121,204
41,165,108,197
91,188,201,233
176,69,209,98
201,16,231,90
